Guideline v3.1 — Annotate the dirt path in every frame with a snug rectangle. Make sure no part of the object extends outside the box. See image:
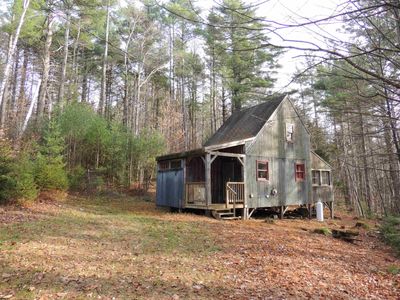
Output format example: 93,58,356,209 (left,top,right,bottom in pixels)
0,195,399,299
